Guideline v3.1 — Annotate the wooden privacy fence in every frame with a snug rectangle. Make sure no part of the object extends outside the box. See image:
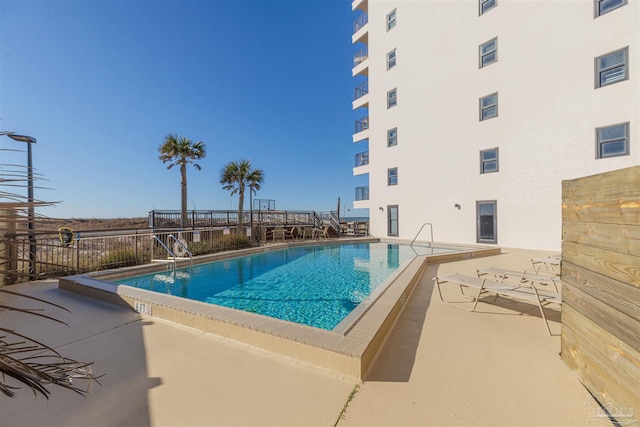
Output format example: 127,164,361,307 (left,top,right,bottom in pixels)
561,166,639,417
